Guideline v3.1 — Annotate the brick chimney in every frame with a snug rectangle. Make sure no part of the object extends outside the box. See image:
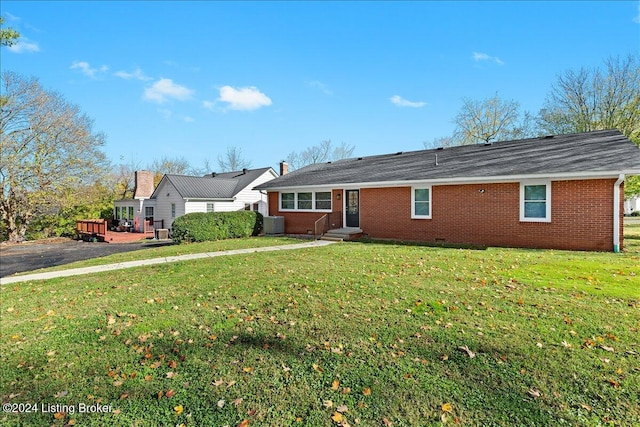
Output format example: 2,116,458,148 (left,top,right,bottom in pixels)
279,161,289,176
133,170,155,199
